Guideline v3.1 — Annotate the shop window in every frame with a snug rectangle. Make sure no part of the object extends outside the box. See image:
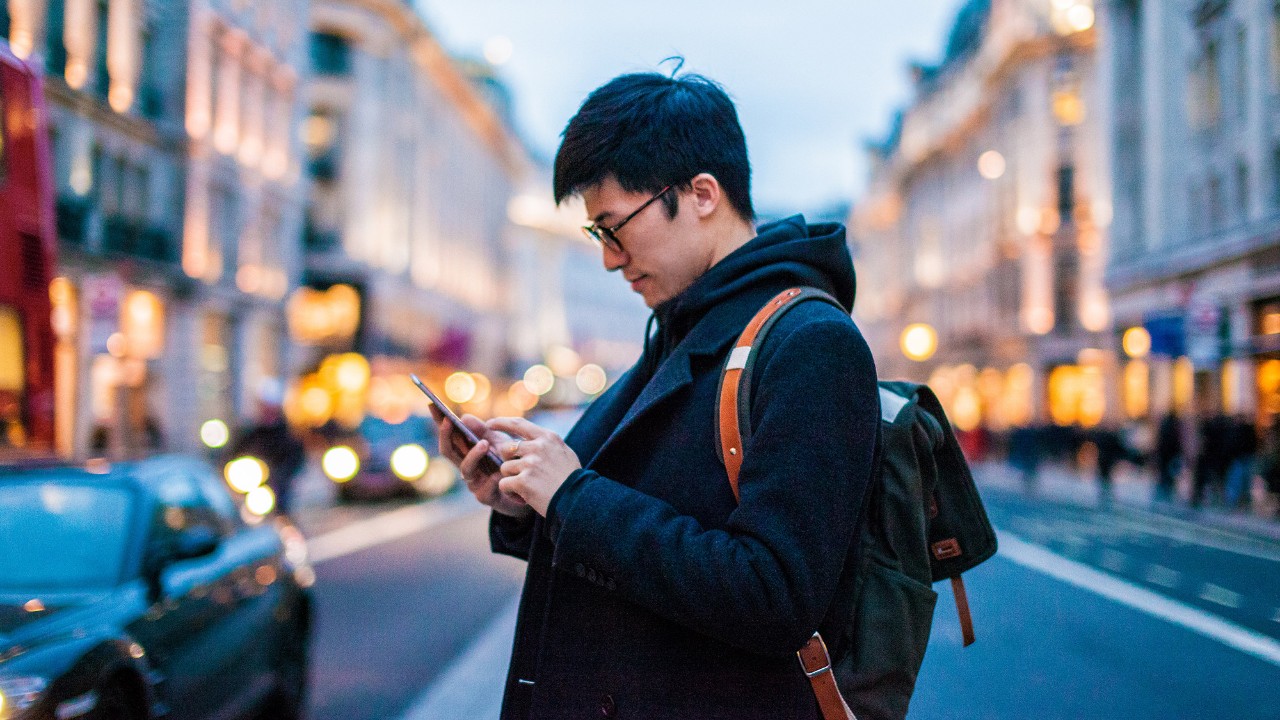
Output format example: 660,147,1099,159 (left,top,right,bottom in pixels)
0,306,27,447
